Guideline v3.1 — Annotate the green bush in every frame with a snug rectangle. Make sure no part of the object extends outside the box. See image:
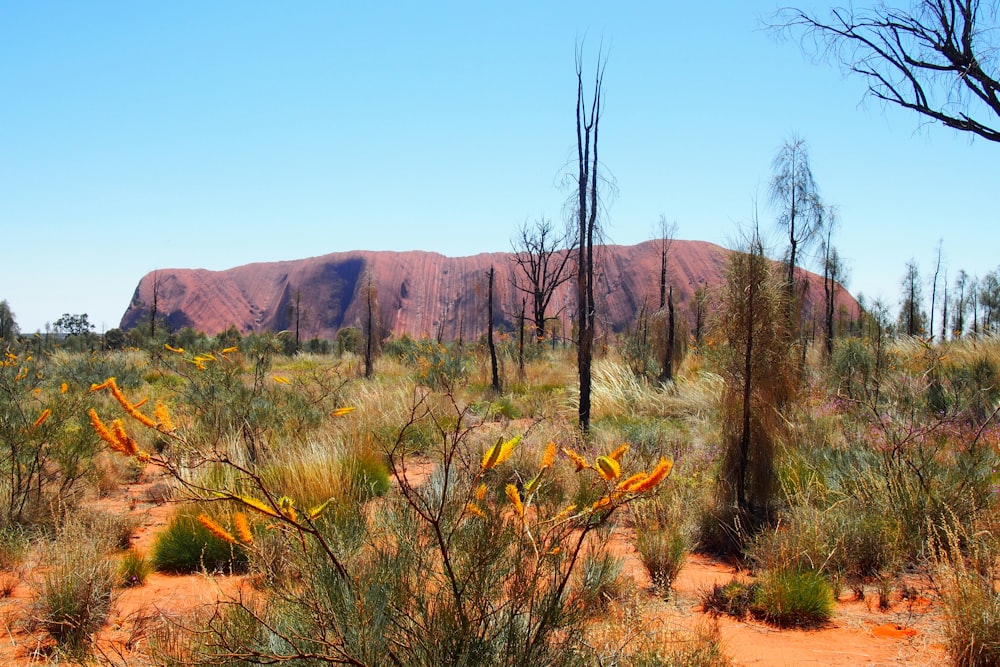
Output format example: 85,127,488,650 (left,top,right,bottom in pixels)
118,548,154,587
151,507,248,574
33,530,115,653
701,578,757,620
752,568,834,628
636,525,687,597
